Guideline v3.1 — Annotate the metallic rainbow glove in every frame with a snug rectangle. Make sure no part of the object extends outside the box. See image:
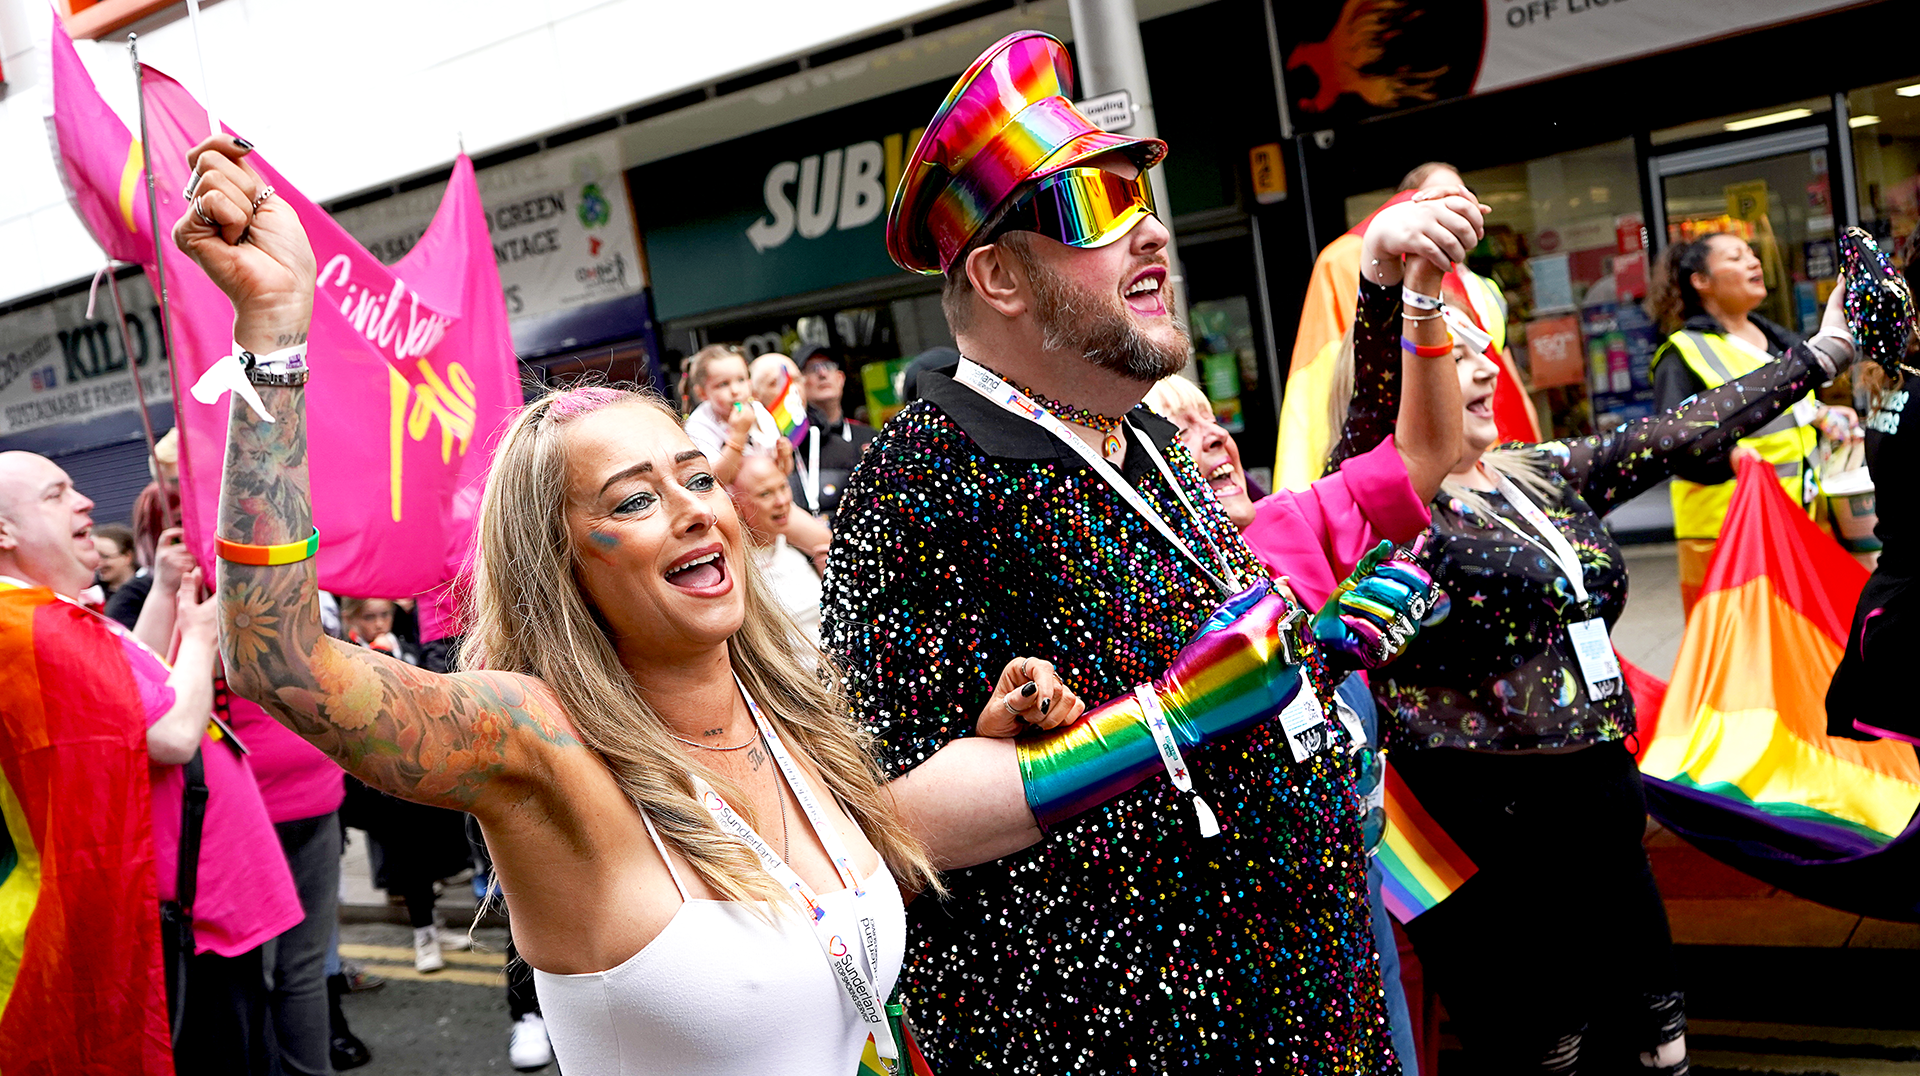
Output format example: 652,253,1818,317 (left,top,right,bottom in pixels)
1016,581,1312,834
1312,540,1444,674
